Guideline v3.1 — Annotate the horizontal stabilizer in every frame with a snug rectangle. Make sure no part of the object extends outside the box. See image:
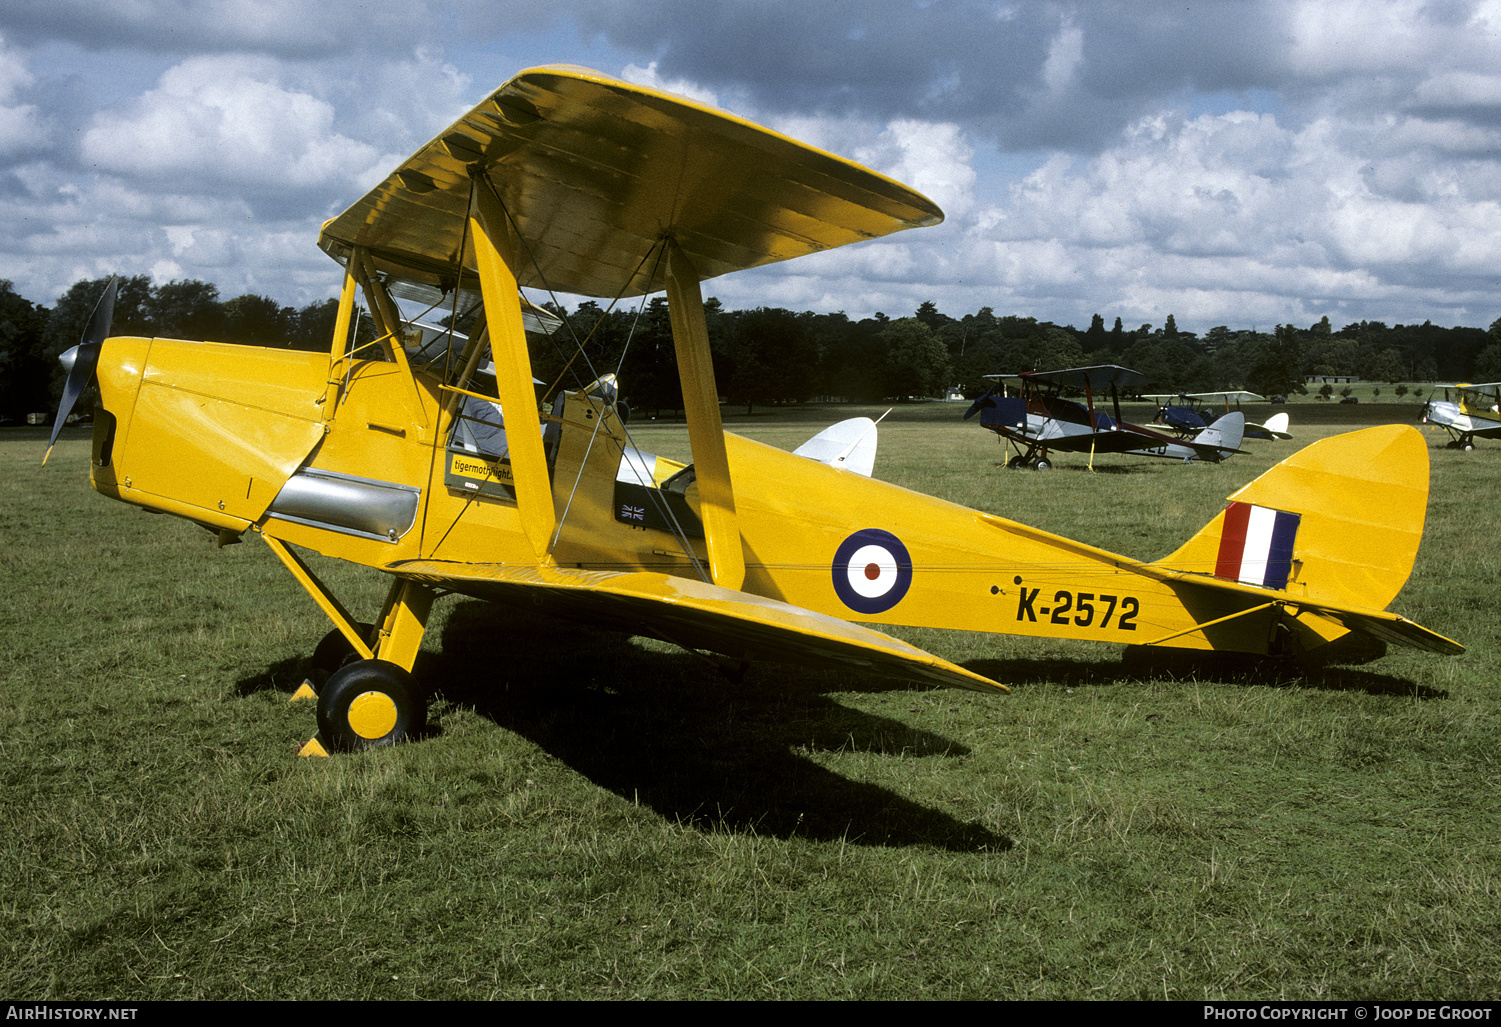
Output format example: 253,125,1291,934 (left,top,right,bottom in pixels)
388,560,1006,693
1156,568,1464,655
